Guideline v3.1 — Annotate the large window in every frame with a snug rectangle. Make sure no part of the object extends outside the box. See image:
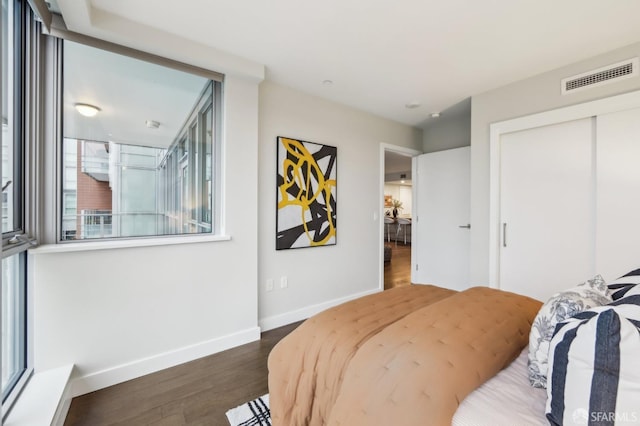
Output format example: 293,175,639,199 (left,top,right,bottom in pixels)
1,0,31,410
0,0,225,415
61,41,221,241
